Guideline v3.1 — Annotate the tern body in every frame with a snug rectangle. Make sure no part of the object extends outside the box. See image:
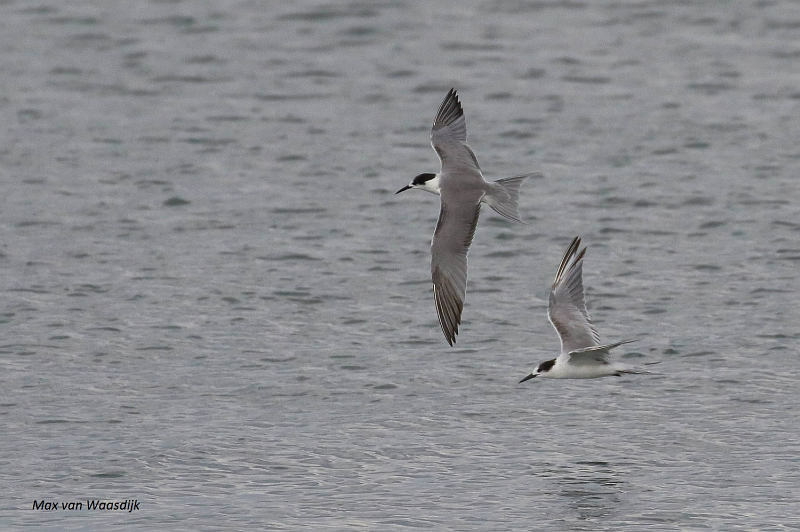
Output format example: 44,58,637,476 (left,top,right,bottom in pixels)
520,237,647,382
396,88,540,346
